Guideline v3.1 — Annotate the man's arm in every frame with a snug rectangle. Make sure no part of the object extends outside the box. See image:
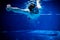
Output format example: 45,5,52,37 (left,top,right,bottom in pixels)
36,0,41,9
6,4,30,14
